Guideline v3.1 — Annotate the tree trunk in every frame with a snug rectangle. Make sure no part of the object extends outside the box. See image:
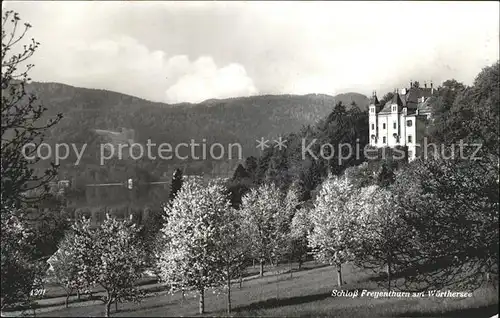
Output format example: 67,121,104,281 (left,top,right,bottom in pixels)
298,258,303,270
260,260,264,277
275,269,280,299
77,289,81,300
387,260,392,292
115,299,118,312
337,264,343,287
239,274,243,289
65,292,70,308
105,299,112,317
226,266,232,314
289,257,293,278
198,287,205,314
